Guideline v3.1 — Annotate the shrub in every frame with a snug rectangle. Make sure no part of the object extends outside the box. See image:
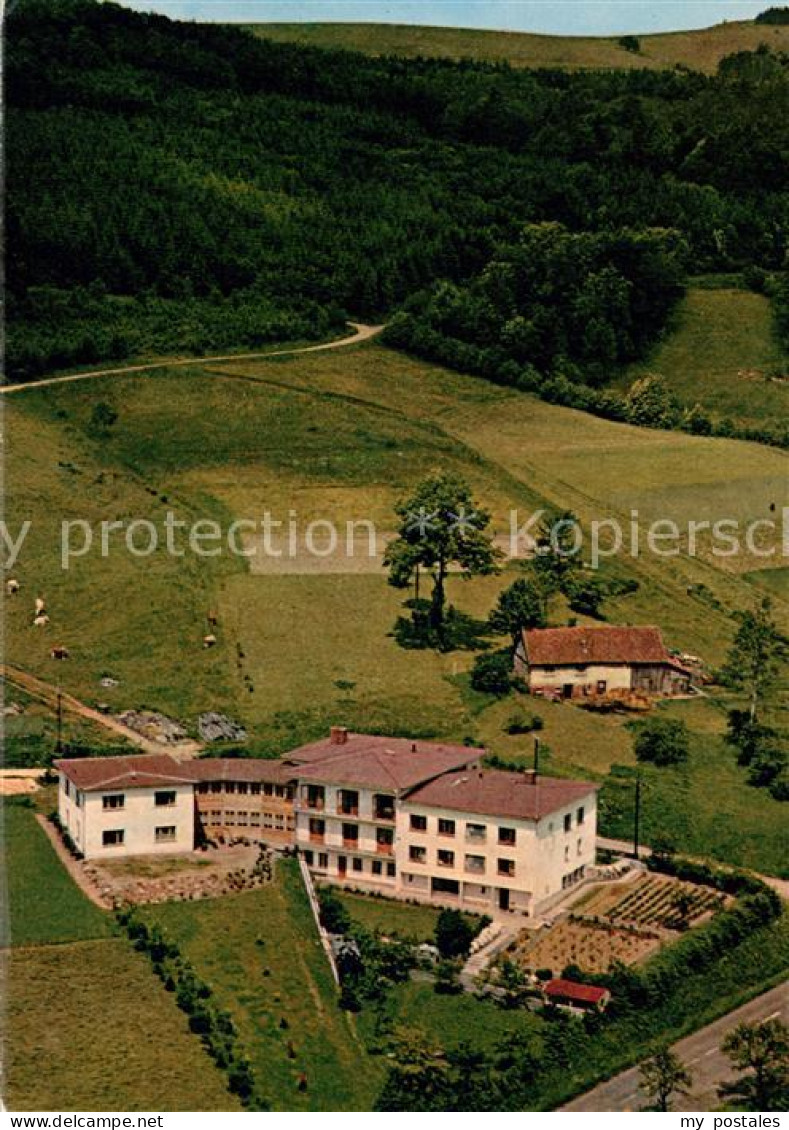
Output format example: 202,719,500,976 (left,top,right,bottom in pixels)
633,716,690,766
471,649,516,696
435,909,476,959
618,35,641,52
